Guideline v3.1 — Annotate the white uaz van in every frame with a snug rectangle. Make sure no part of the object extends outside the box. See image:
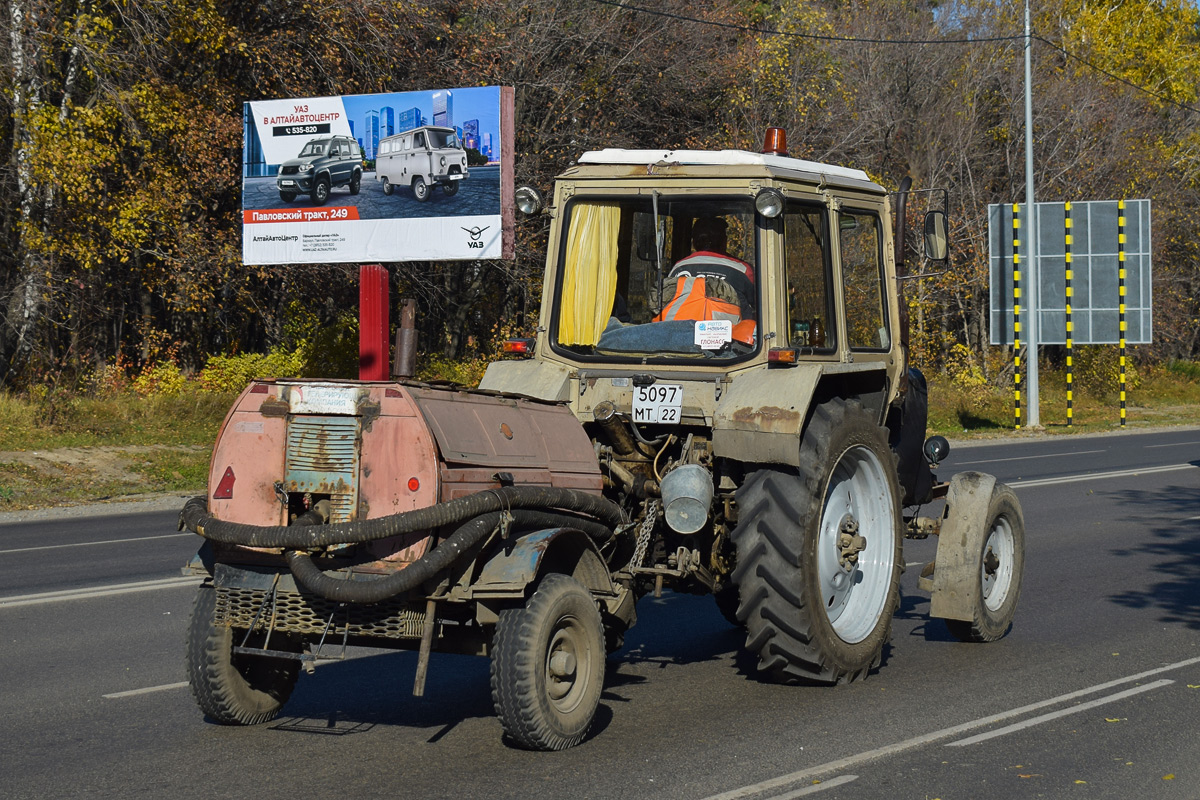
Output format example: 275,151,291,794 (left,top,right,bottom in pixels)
375,126,469,202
